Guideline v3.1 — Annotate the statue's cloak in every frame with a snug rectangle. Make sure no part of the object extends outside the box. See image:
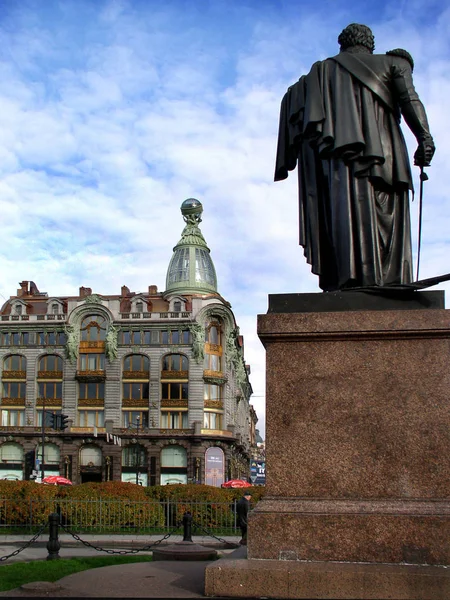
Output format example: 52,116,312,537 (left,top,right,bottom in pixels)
275,54,416,291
